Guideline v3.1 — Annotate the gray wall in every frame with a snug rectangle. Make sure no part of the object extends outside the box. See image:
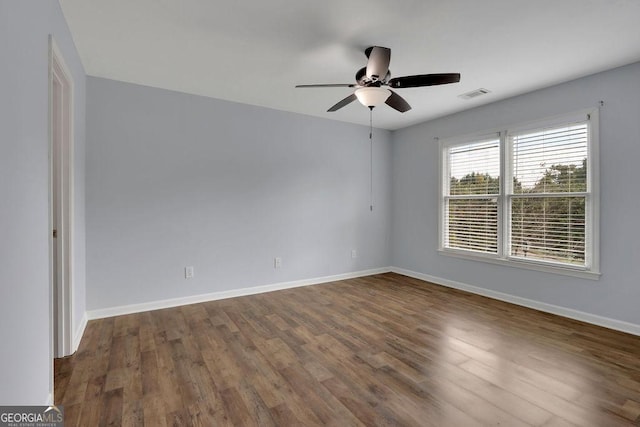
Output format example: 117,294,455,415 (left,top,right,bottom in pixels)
391,61,640,326
0,1,86,404
86,77,391,310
